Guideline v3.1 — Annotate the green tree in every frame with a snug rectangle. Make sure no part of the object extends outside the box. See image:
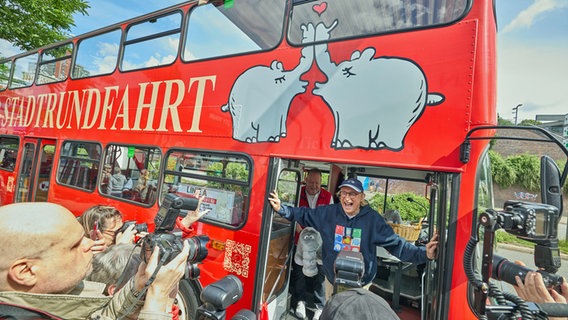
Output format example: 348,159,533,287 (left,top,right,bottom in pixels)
498,116,513,126
368,192,428,222
518,119,541,126
0,0,89,52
